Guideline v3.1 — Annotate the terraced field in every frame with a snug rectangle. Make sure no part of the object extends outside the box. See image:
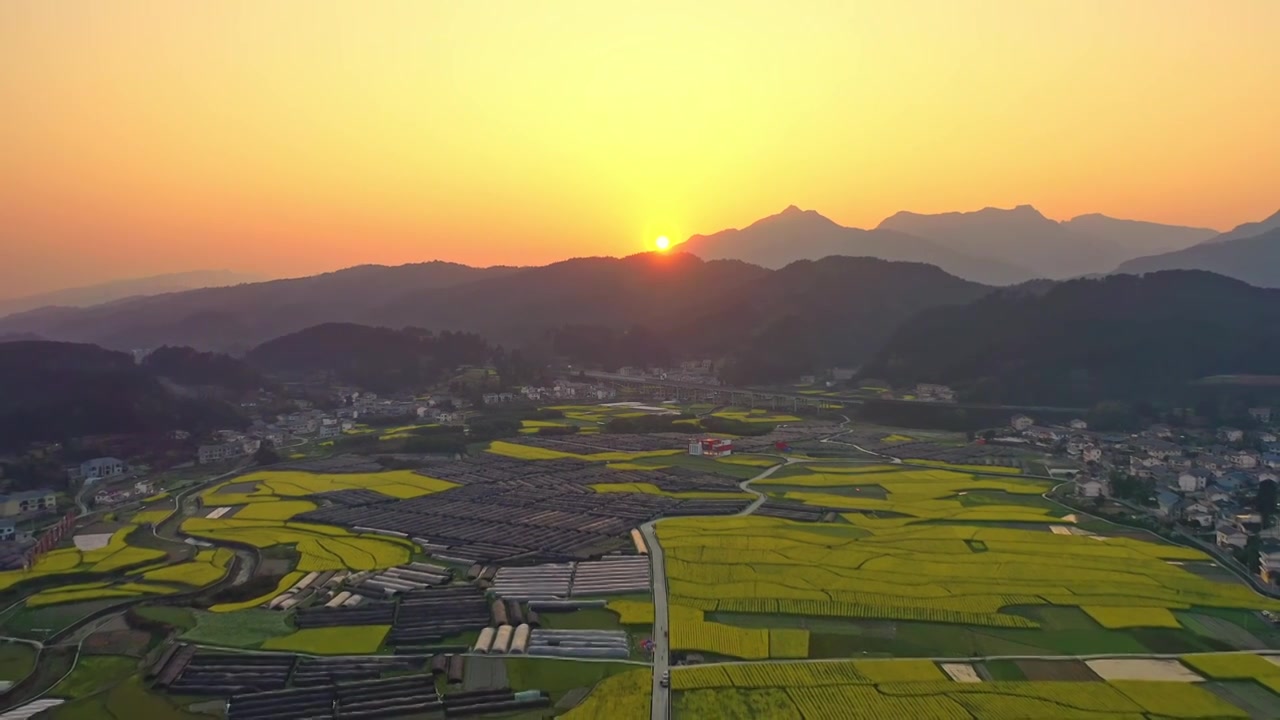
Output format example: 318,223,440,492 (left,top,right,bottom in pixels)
201,469,458,504
0,525,167,593
183,470,441,572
